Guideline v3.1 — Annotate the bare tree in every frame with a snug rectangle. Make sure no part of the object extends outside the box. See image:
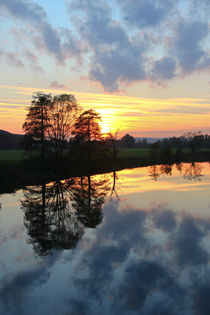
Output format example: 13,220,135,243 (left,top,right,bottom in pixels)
48,94,80,160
